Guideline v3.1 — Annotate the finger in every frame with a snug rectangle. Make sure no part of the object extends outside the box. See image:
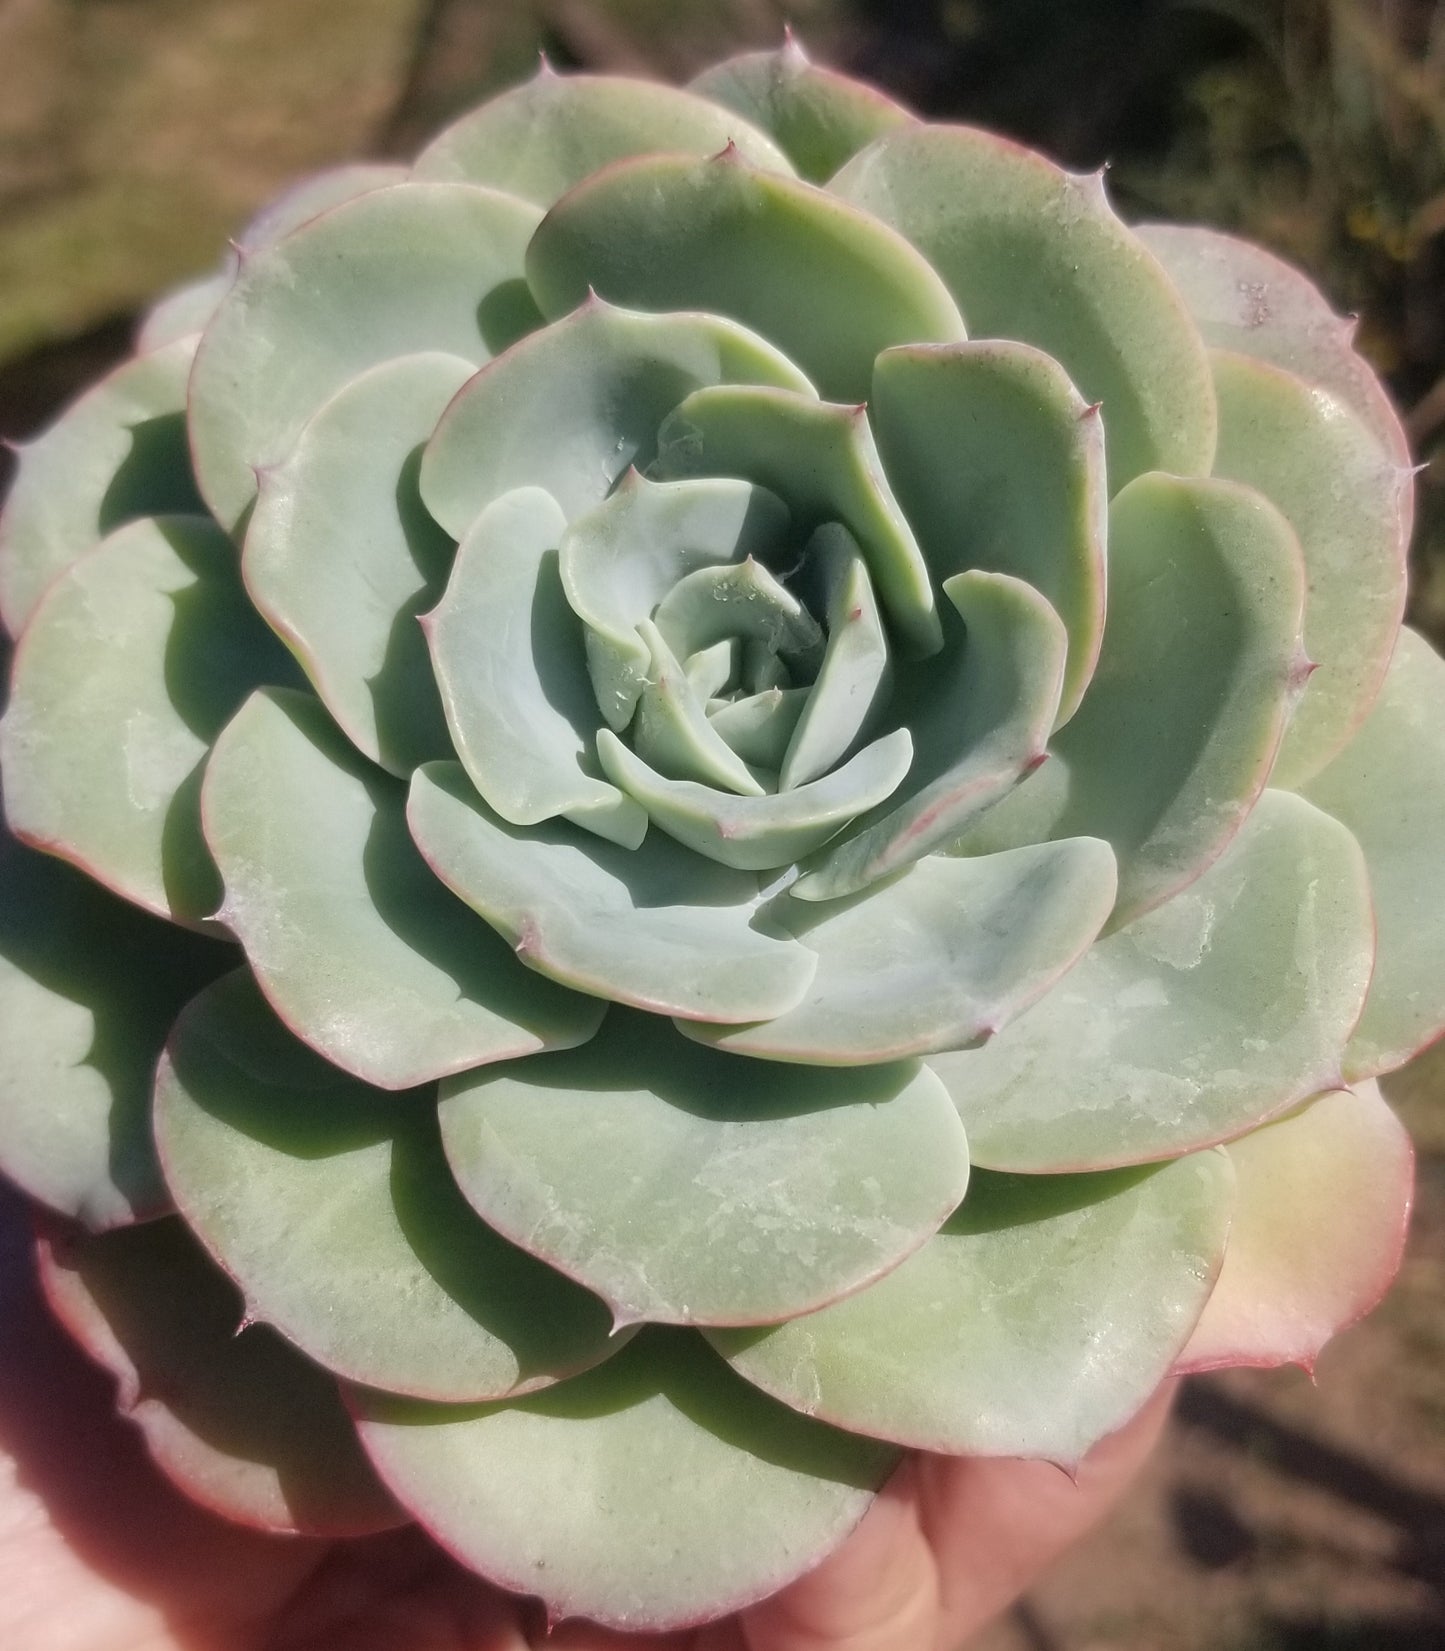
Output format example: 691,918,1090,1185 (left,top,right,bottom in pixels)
918,1381,1176,1649
737,1462,939,1651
